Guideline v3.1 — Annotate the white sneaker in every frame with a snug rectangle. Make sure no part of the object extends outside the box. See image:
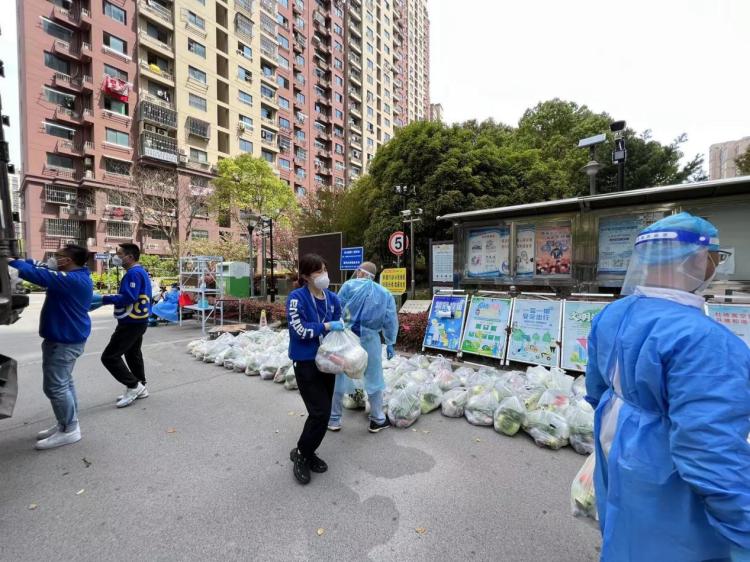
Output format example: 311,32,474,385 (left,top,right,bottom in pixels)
35,426,81,450
36,424,62,441
116,383,146,408
116,386,149,402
